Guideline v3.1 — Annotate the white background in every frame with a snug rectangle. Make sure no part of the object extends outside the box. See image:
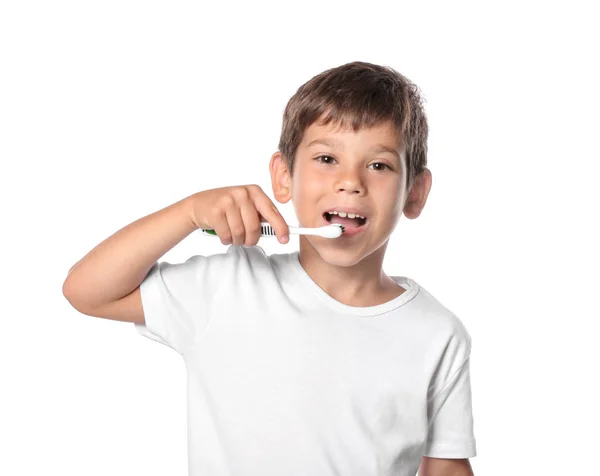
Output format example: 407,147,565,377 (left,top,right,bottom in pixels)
1,1,598,475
